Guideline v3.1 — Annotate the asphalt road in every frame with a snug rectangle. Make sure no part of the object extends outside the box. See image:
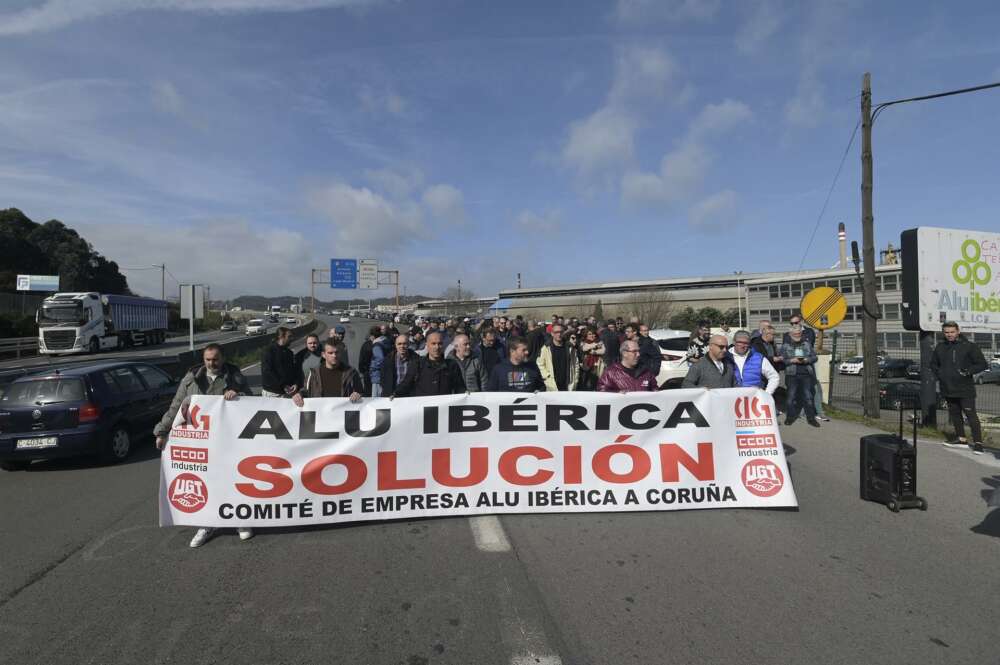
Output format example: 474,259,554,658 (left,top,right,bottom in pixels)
1,316,998,664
